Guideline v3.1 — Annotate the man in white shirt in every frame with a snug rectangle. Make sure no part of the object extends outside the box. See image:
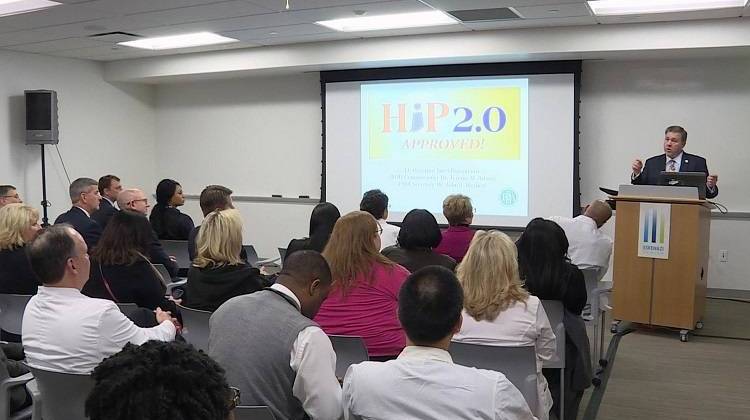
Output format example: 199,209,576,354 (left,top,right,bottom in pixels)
209,250,342,420
22,225,177,374
549,200,613,281
360,189,399,250
343,266,535,420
